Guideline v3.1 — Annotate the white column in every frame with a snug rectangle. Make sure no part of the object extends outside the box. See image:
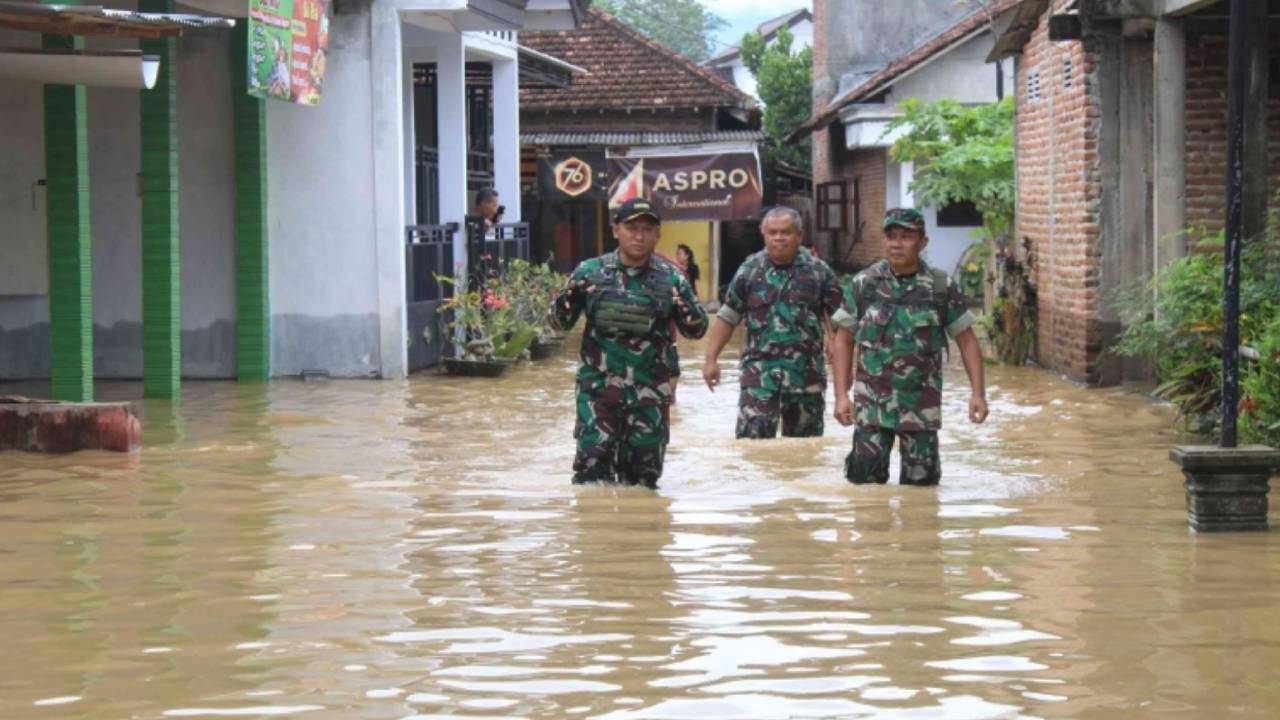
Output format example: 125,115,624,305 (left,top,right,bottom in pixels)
403,52,417,225
370,4,408,378
899,160,915,208
436,31,469,271
491,56,521,221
